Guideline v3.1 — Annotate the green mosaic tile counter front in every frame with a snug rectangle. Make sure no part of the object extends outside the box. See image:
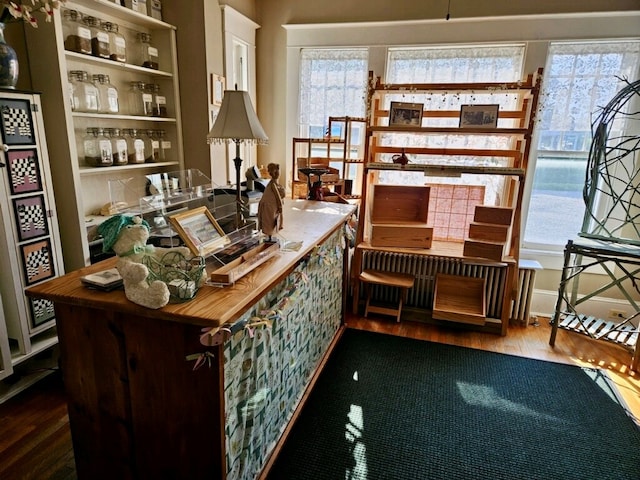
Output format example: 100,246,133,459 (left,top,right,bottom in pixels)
224,228,346,479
